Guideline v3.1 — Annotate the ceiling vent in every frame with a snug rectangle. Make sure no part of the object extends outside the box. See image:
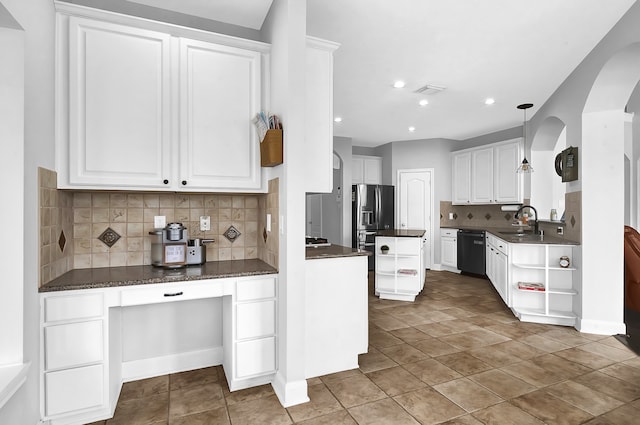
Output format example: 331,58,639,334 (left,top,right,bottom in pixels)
413,84,446,95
